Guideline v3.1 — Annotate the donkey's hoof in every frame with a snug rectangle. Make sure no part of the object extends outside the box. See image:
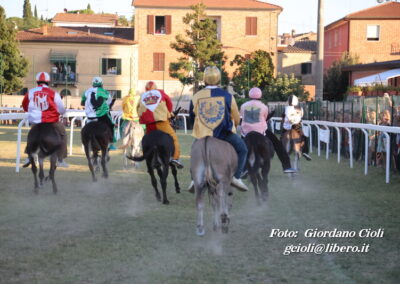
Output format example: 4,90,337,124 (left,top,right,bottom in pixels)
102,173,108,179
163,199,170,205
196,226,205,236
222,226,229,234
176,188,181,194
